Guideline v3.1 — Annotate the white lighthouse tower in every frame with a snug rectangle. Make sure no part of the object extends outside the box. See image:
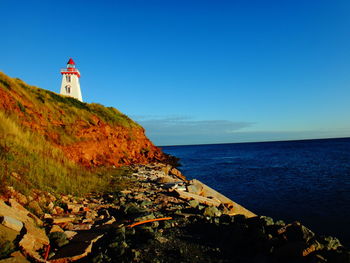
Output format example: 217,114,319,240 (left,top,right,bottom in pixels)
60,58,83,102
